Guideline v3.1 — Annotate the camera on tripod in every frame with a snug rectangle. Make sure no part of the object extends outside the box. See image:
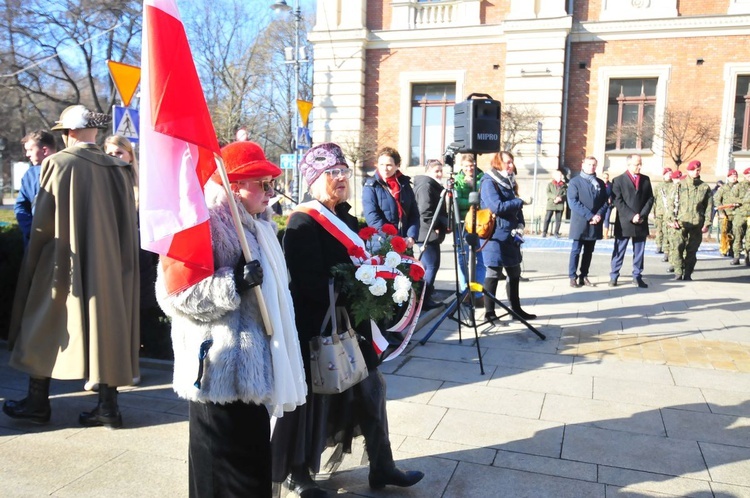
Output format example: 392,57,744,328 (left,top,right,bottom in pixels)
443,142,462,168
